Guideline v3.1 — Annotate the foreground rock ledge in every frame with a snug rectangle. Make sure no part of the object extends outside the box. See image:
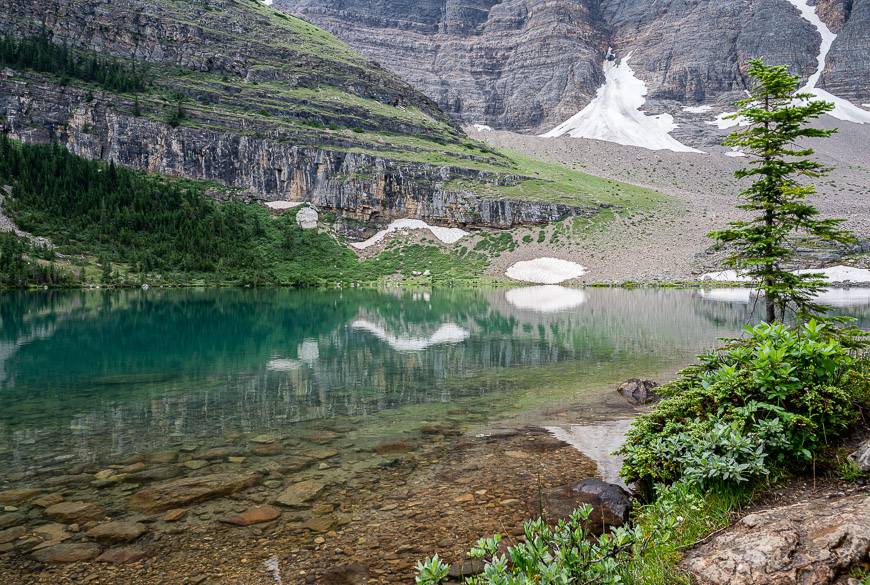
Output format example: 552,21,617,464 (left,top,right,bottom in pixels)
683,493,870,585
